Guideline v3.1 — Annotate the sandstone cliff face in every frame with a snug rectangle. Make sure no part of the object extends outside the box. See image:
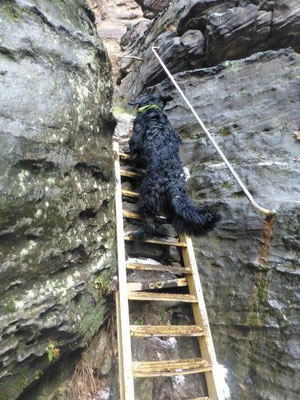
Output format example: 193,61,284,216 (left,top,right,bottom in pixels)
0,1,115,399
89,0,144,81
118,1,300,399
134,0,171,19
119,0,300,98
